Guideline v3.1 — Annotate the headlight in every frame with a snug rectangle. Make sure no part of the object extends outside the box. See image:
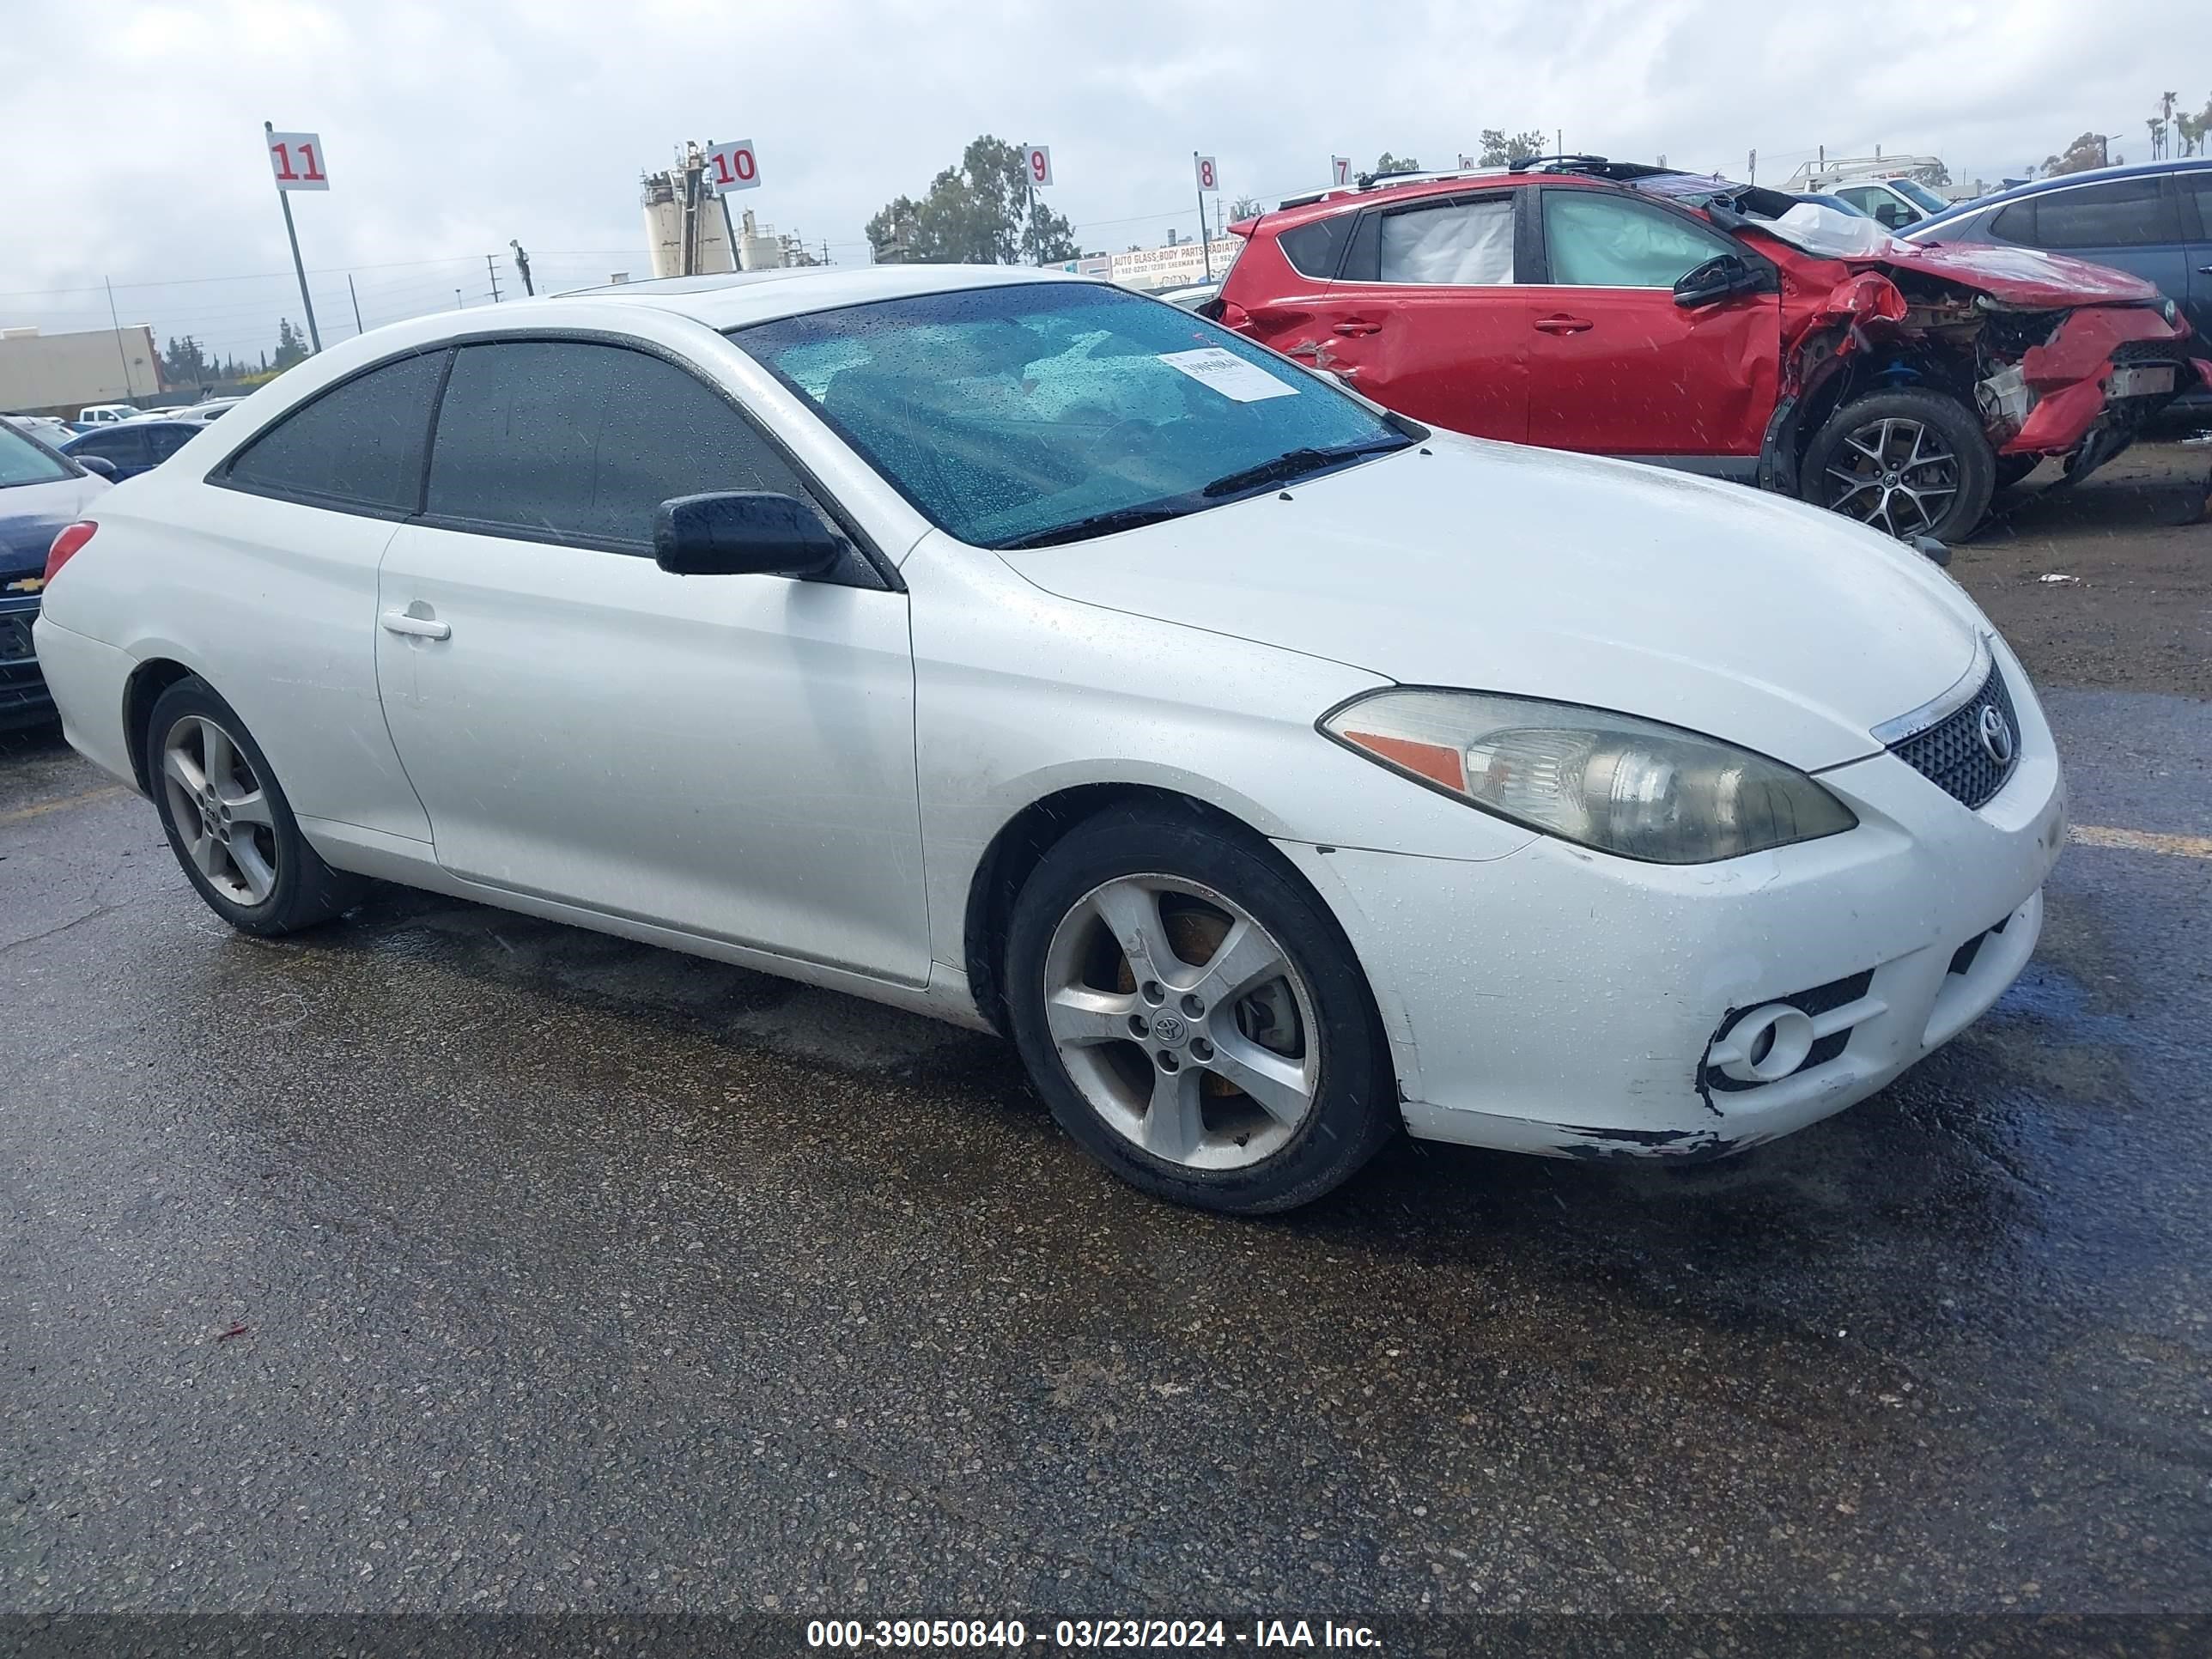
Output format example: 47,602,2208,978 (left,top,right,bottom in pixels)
1320,689,1856,864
